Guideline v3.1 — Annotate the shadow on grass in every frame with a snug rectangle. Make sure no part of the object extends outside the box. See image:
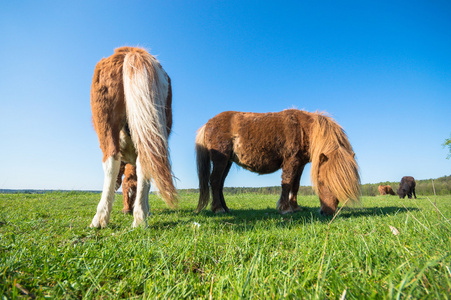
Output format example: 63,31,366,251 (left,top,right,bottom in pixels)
149,205,420,229
101,201,421,231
